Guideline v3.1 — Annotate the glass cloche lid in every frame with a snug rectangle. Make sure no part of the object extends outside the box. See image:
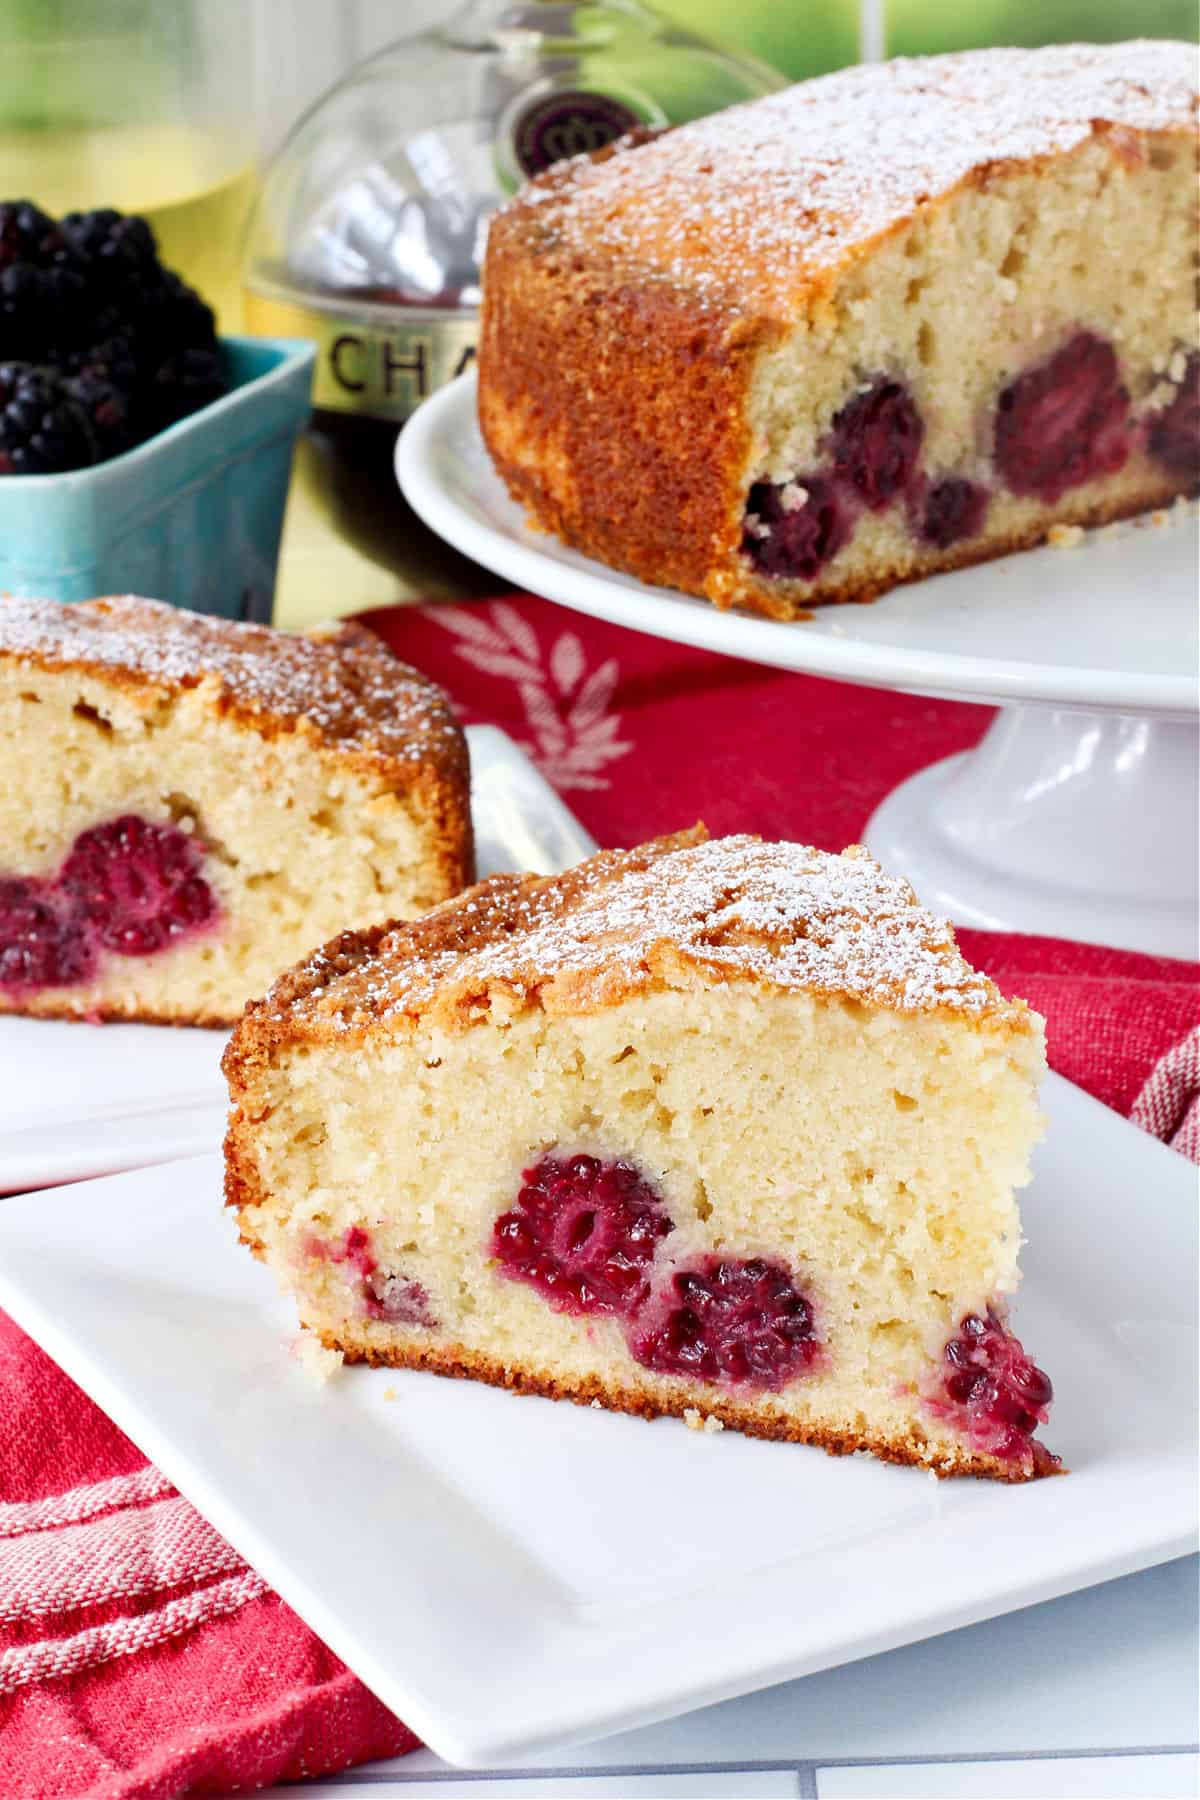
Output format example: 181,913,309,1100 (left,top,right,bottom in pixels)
243,0,785,425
